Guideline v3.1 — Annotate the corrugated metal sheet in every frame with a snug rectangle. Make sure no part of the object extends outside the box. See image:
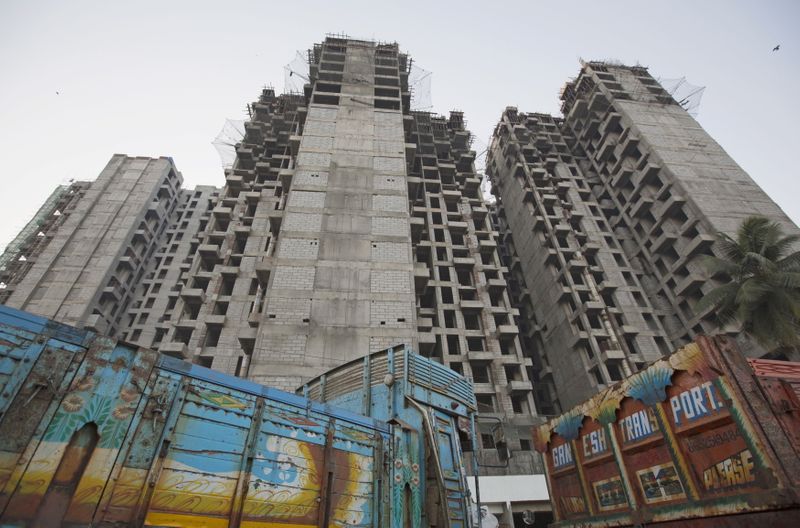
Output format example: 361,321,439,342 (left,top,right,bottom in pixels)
407,352,476,410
